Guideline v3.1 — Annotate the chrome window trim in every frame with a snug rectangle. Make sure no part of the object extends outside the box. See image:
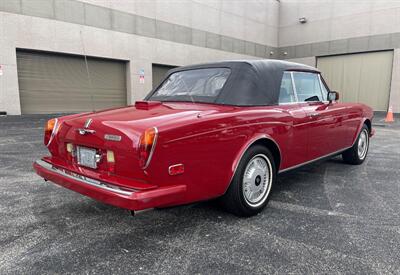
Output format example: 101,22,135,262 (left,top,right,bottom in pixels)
291,71,326,103
317,74,328,101
278,72,334,107
278,101,300,106
278,71,297,105
290,72,300,102
35,160,135,196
